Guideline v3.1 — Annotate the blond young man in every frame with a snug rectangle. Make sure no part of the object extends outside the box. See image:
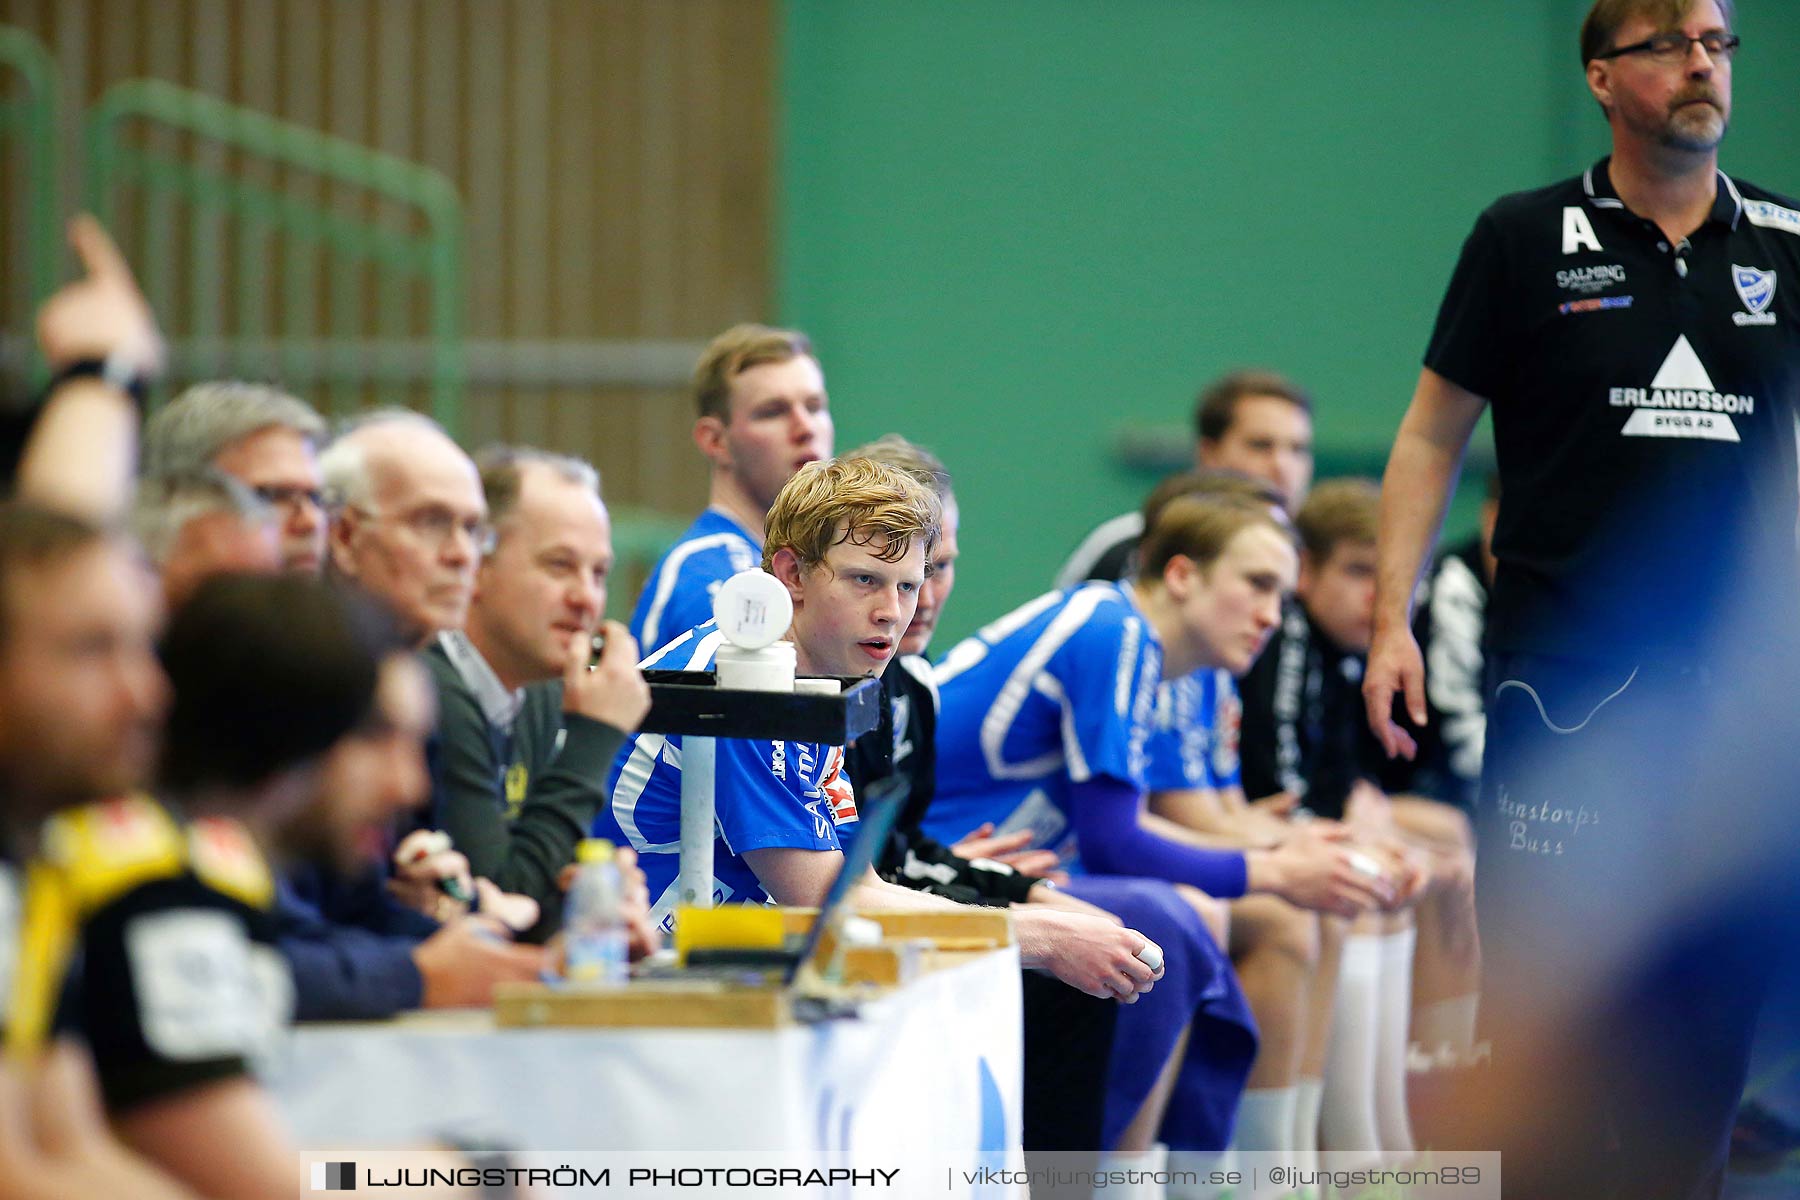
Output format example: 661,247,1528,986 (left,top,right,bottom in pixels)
598,457,1165,1004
